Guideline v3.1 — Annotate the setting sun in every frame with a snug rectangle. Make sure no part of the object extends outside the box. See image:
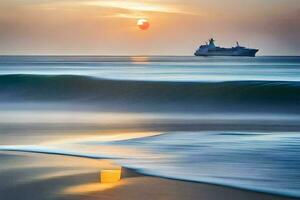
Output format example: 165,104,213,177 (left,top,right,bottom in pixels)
137,19,150,30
